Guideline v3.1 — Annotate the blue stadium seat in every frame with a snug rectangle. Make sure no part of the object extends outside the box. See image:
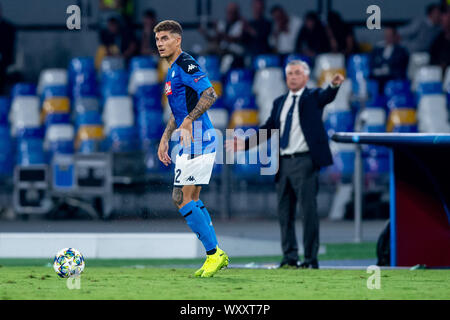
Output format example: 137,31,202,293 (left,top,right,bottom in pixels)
415,82,443,103
347,54,370,79
72,83,98,98
0,125,13,176
107,127,140,152
384,79,411,98
387,94,416,110
225,69,253,85
224,82,253,108
391,124,418,133
130,56,158,72
11,83,37,97
45,113,71,128
253,54,281,70
135,84,161,98
284,54,312,68
41,85,68,100
69,57,95,74
136,110,164,141
324,110,355,137
0,97,10,125
15,127,45,165
231,96,258,111
197,55,221,81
